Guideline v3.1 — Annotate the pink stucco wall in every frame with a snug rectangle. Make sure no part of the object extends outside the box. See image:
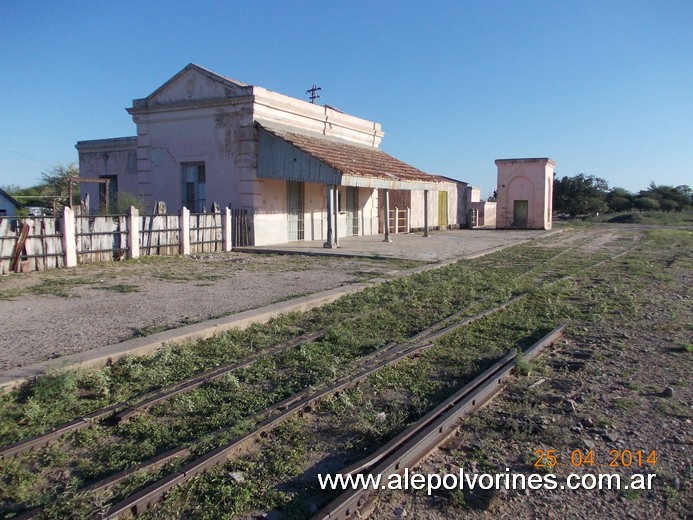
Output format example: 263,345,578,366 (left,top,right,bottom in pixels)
495,158,554,230
77,65,452,245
